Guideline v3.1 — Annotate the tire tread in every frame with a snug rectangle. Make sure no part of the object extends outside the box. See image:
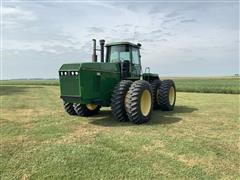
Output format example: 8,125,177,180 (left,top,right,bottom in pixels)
111,80,132,121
